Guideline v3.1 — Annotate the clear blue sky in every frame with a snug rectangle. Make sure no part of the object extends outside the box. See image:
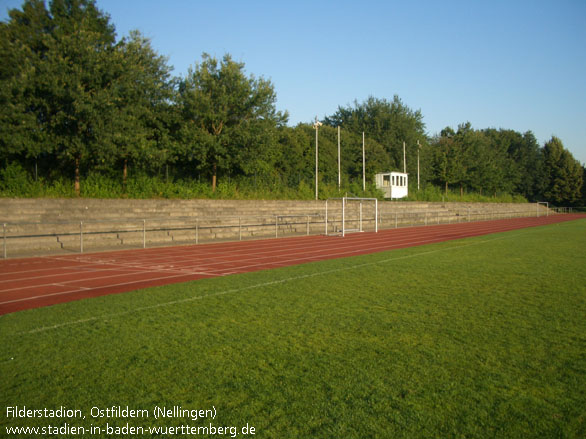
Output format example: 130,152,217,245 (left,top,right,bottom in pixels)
2,0,585,164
